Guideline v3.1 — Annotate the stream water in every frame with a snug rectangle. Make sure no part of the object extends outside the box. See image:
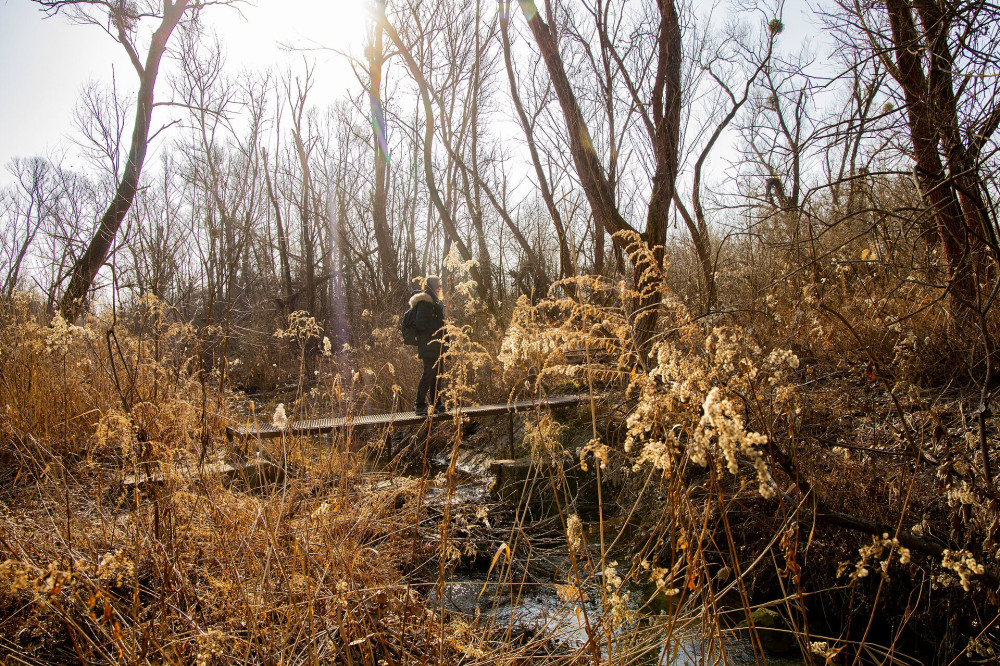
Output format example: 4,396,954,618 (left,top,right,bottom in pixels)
427,572,807,664
420,458,808,665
